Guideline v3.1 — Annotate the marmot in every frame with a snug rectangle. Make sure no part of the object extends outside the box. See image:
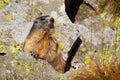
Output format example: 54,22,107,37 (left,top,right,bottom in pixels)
23,16,82,73
23,16,66,73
